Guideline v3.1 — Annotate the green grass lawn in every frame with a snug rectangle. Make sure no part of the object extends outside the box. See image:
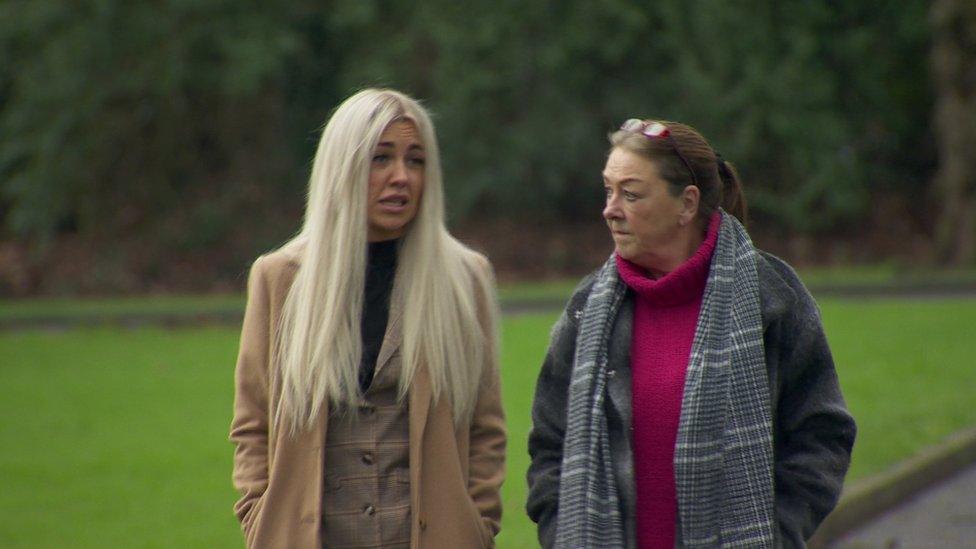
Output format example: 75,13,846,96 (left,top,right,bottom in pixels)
0,283,581,323
4,263,974,323
1,299,975,547
0,294,247,322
